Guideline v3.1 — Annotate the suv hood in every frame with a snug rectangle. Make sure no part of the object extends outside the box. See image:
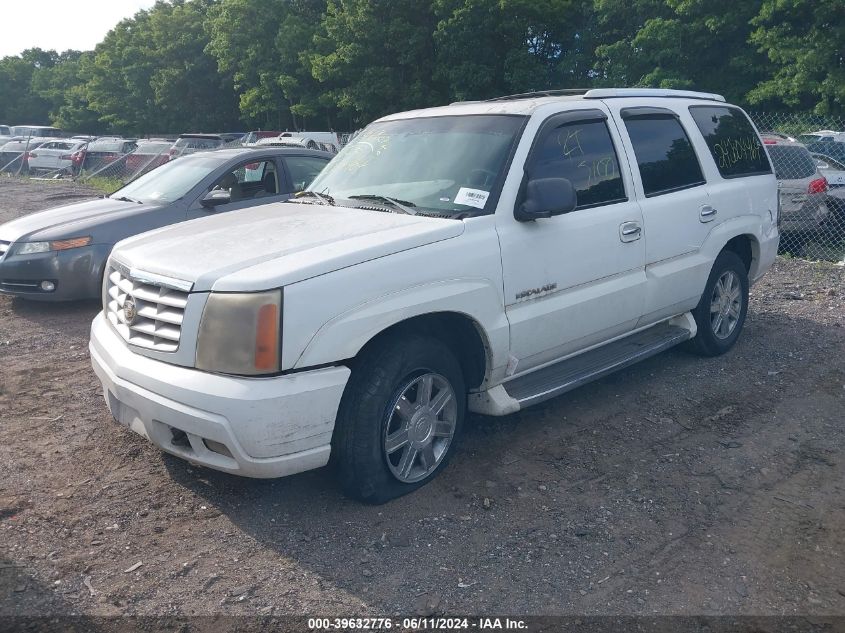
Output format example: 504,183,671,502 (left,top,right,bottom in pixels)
112,202,465,292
